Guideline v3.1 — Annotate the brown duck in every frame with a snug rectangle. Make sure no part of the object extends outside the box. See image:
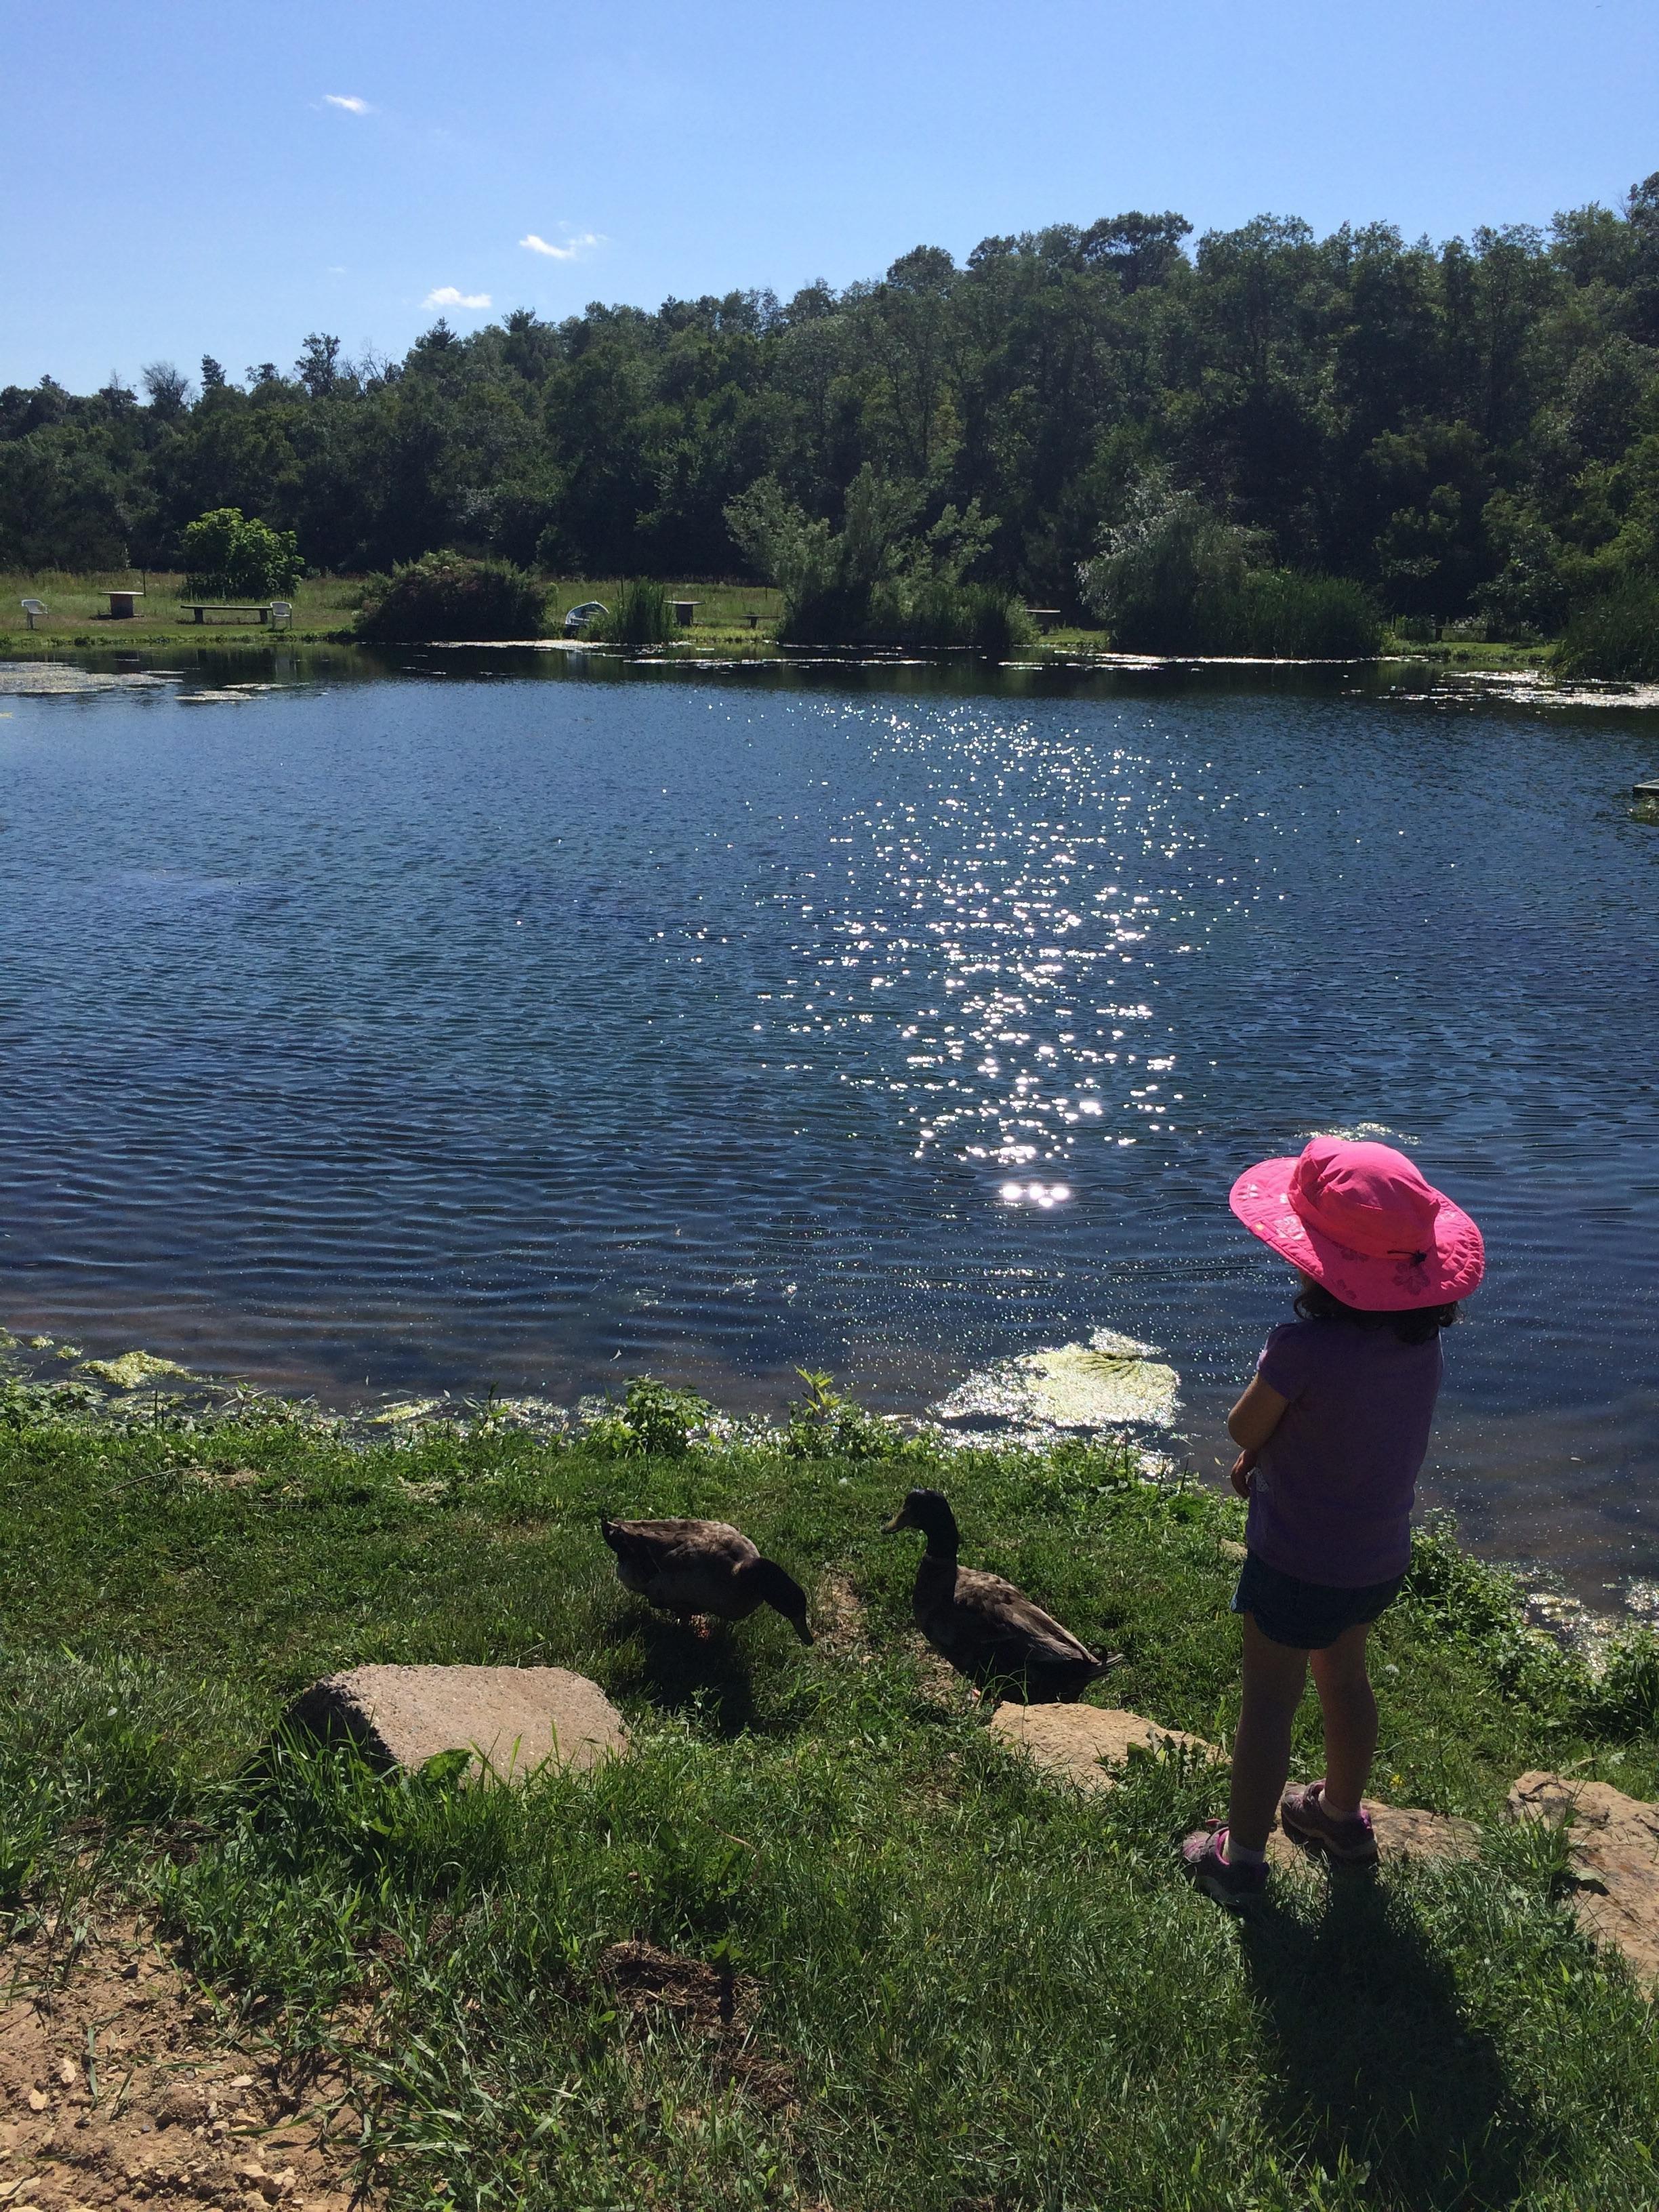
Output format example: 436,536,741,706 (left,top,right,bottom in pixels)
882,1487,1110,1700
600,1516,814,1643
